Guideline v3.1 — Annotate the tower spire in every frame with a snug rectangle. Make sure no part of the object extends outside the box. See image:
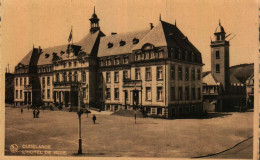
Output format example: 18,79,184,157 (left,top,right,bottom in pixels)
219,19,221,26
94,6,95,14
